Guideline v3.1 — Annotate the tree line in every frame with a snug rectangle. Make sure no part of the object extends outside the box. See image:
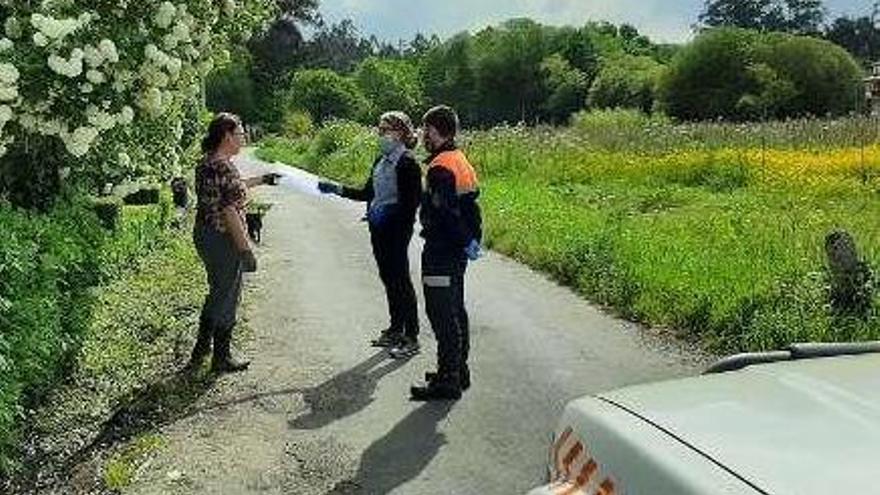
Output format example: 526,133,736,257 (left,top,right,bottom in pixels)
207,0,876,129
